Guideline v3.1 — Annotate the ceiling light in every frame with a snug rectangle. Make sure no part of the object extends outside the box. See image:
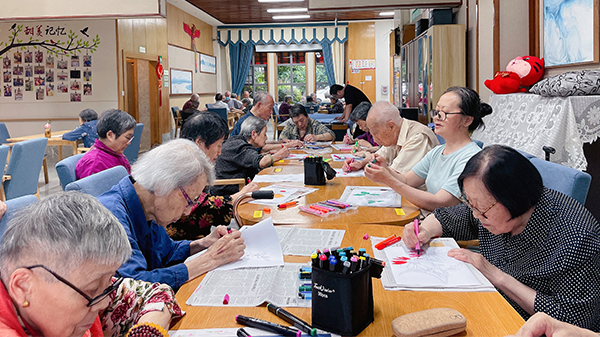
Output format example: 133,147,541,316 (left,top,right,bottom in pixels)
267,8,308,13
258,0,304,2
379,11,395,16
272,14,311,20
